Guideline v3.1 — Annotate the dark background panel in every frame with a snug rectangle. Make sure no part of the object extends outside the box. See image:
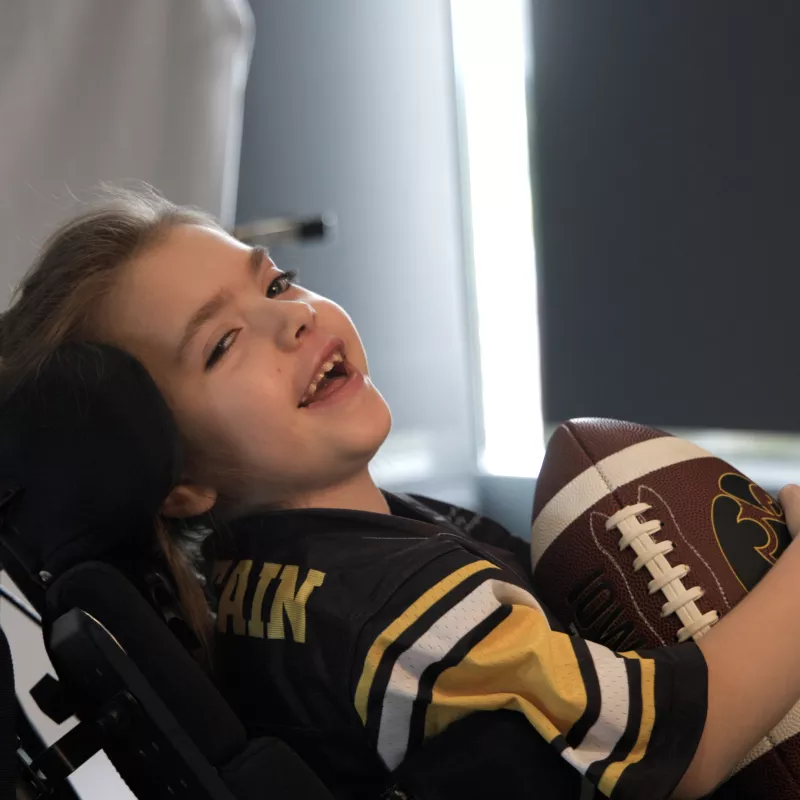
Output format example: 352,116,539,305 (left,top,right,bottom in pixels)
531,0,800,432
